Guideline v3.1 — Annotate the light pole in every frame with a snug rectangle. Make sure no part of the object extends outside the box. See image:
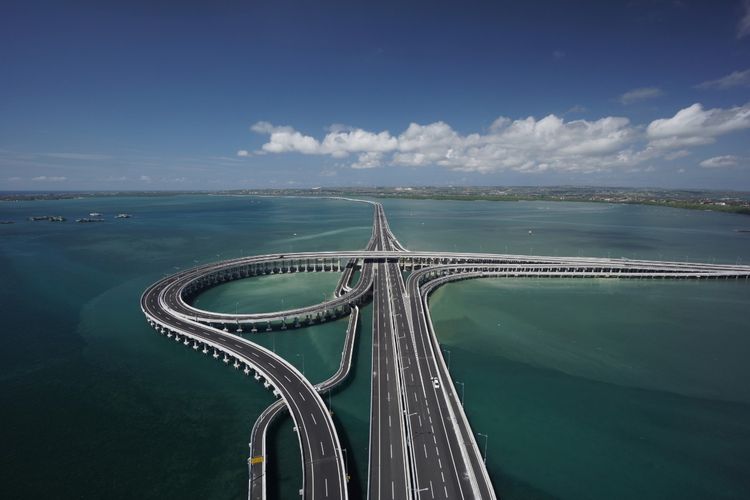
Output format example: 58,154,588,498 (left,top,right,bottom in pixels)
477,432,488,464
342,448,349,477
455,380,465,406
297,353,305,376
442,346,452,370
